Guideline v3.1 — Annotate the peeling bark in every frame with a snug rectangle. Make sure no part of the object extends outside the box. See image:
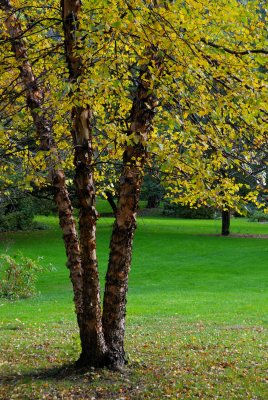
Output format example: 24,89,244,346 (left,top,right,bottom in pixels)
102,62,160,368
52,168,83,315
71,105,107,366
61,0,106,366
0,0,83,316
